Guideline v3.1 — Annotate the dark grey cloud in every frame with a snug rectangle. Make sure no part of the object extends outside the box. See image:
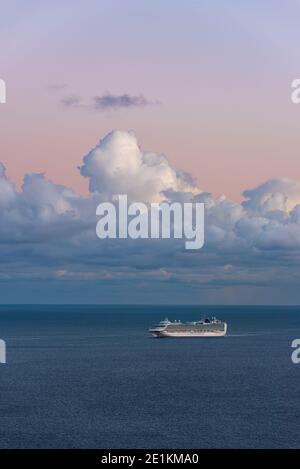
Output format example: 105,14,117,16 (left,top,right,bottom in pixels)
93,93,150,110
61,94,82,108
61,92,155,111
